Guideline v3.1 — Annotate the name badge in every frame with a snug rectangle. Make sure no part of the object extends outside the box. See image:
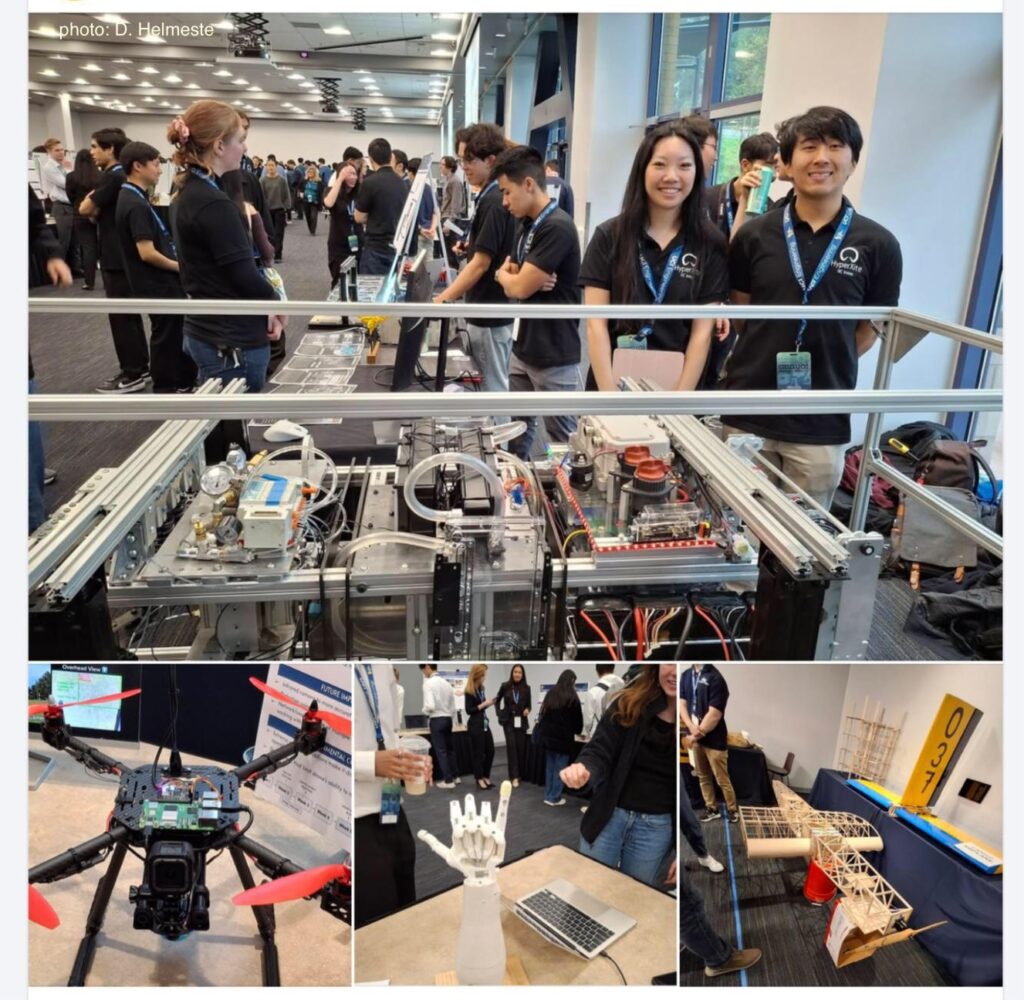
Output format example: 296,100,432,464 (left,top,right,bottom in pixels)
616,334,648,351
511,318,521,341
347,234,359,251
776,351,812,390
513,716,522,729
379,779,402,825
